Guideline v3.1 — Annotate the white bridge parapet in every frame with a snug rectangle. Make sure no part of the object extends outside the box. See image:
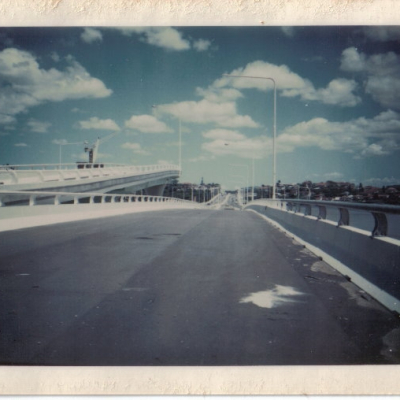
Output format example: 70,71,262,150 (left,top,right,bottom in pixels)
0,190,204,233
0,163,180,186
245,199,400,314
